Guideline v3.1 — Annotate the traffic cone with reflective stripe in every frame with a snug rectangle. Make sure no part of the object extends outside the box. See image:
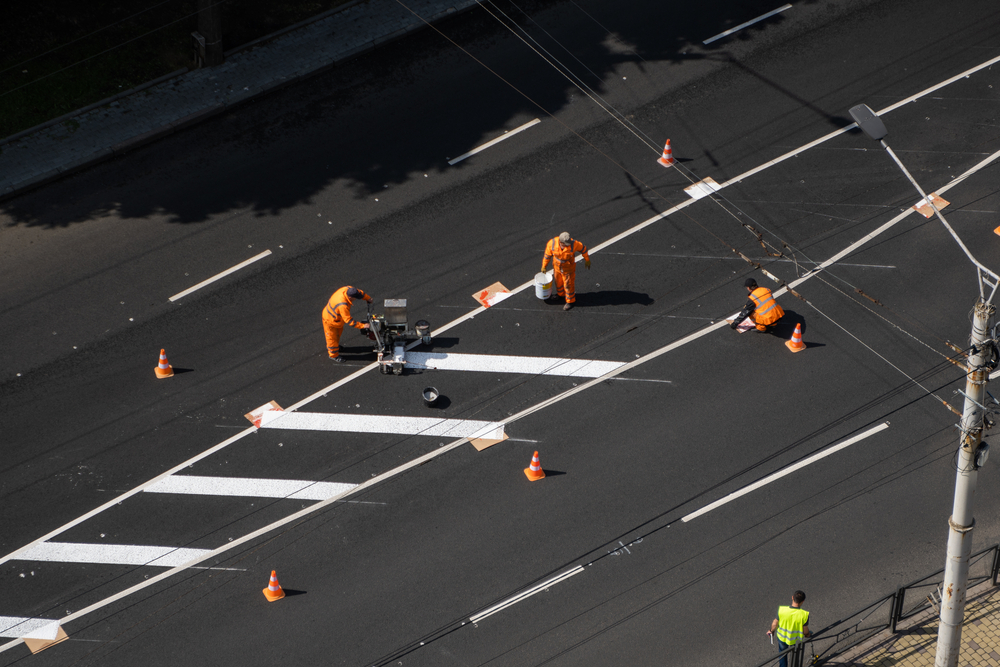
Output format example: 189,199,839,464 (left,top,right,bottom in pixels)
524,451,545,481
154,349,174,378
785,323,806,353
262,570,285,602
657,139,675,167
